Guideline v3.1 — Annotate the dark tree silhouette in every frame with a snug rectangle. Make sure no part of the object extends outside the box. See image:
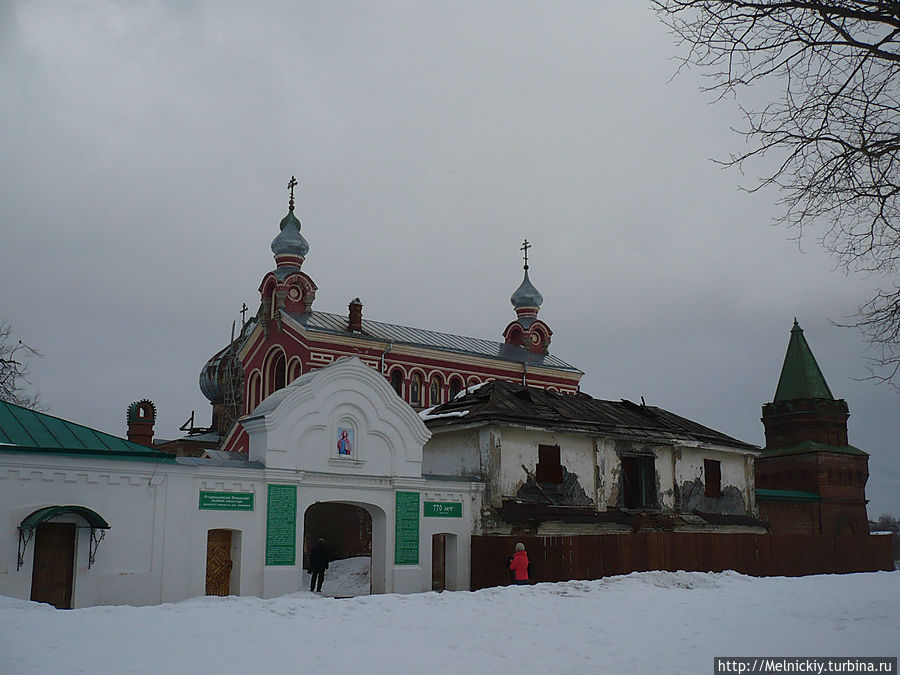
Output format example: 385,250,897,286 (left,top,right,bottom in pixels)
653,1,900,386
0,321,42,409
